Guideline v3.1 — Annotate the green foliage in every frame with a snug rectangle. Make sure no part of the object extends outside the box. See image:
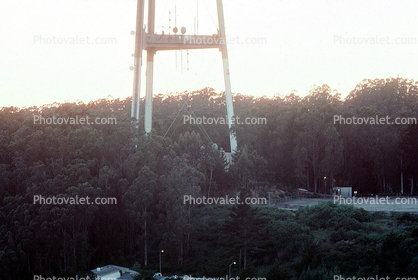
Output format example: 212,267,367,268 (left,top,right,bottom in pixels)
396,212,418,223
377,228,418,276
258,263,293,280
2,78,418,279
298,264,340,280
131,262,156,280
296,201,372,230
